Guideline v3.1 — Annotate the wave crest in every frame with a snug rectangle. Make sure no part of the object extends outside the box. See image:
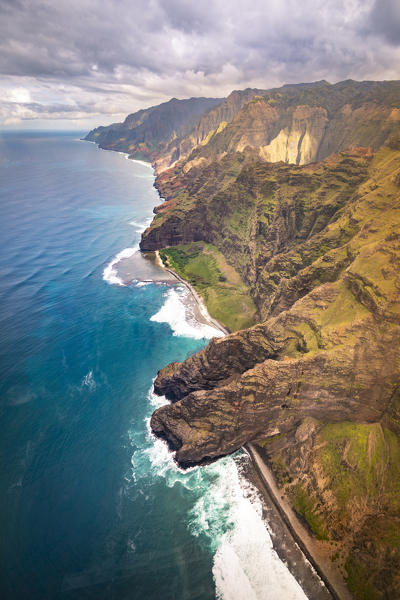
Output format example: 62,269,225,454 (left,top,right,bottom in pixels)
150,287,224,339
